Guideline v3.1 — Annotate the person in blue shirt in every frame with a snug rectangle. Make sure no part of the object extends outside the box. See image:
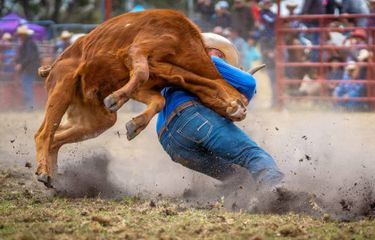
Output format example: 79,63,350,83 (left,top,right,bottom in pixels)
157,33,284,190
333,61,368,109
